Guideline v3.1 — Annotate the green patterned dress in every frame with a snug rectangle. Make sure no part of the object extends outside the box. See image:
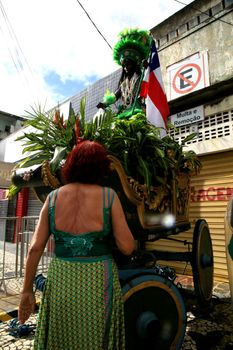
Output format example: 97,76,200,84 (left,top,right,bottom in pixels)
33,187,125,350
